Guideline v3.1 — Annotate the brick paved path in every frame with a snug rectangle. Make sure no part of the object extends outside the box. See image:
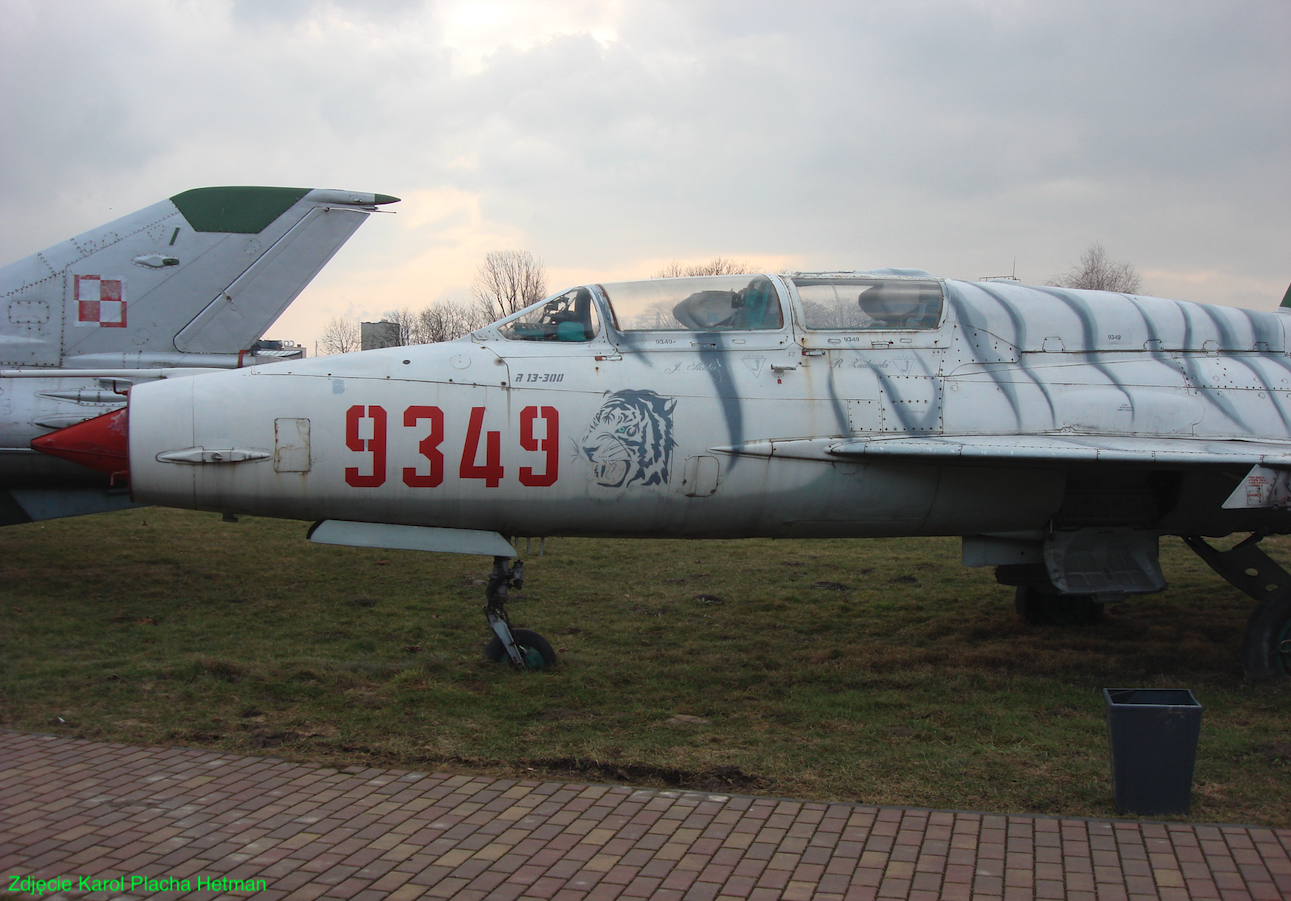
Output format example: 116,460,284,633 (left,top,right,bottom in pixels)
2,730,1288,900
